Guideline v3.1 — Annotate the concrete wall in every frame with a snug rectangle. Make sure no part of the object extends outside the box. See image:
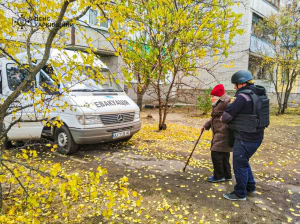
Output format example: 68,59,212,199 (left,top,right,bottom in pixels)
3,2,299,106
250,0,280,17
177,1,252,92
